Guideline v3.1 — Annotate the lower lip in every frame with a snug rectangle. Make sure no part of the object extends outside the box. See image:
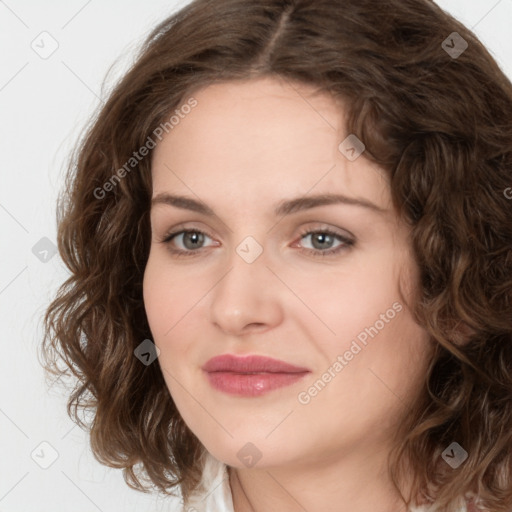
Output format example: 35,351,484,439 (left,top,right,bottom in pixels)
204,371,309,396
